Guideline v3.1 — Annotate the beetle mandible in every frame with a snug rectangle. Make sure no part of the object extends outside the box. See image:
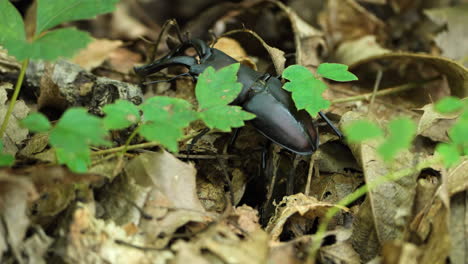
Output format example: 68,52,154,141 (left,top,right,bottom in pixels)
134,38,342,155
